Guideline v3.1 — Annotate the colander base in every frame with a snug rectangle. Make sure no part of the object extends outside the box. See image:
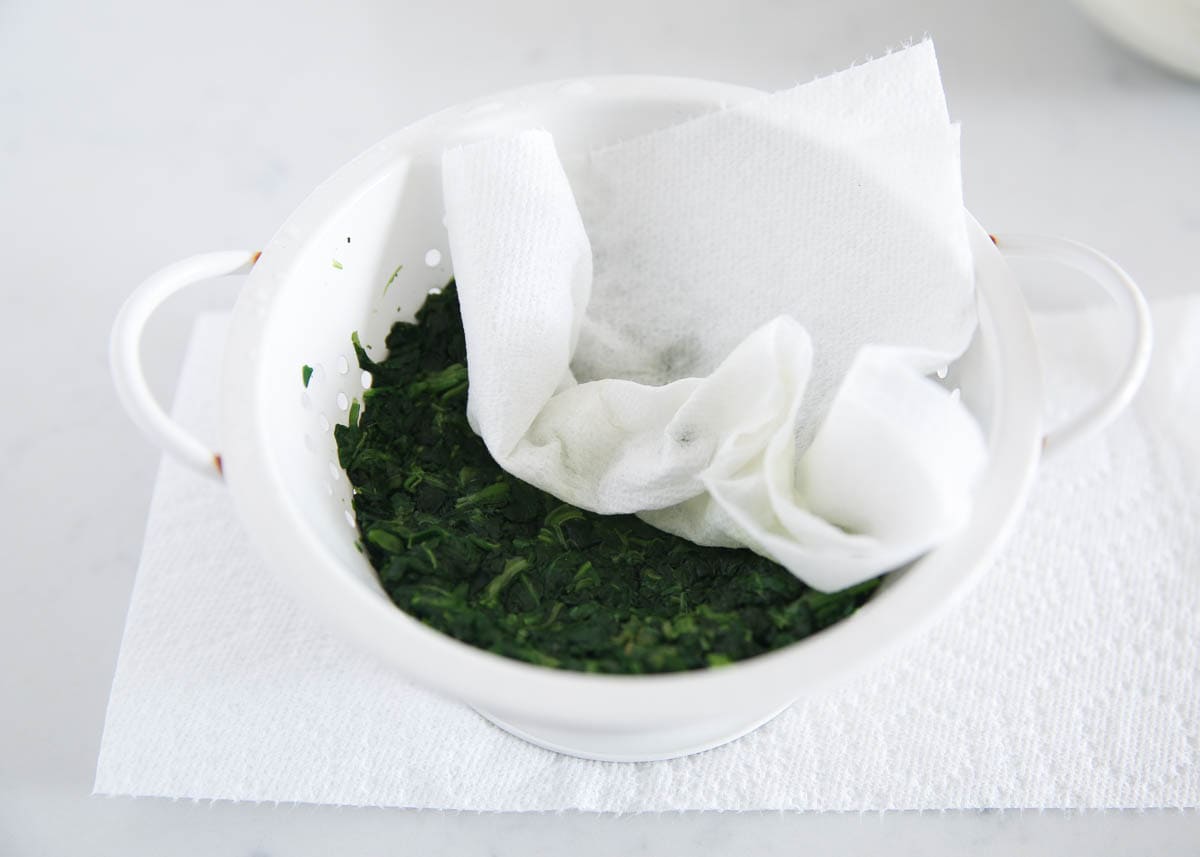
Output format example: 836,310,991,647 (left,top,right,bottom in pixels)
475,701,792,763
